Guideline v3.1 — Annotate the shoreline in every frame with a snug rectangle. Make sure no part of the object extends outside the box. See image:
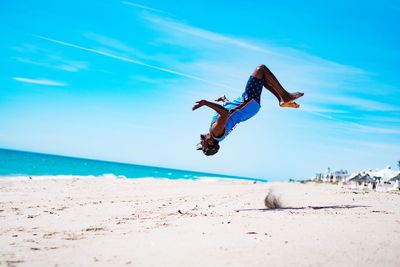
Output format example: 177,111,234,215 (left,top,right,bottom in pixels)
1,178,399,266
0,148,266,182
0,174,269,183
